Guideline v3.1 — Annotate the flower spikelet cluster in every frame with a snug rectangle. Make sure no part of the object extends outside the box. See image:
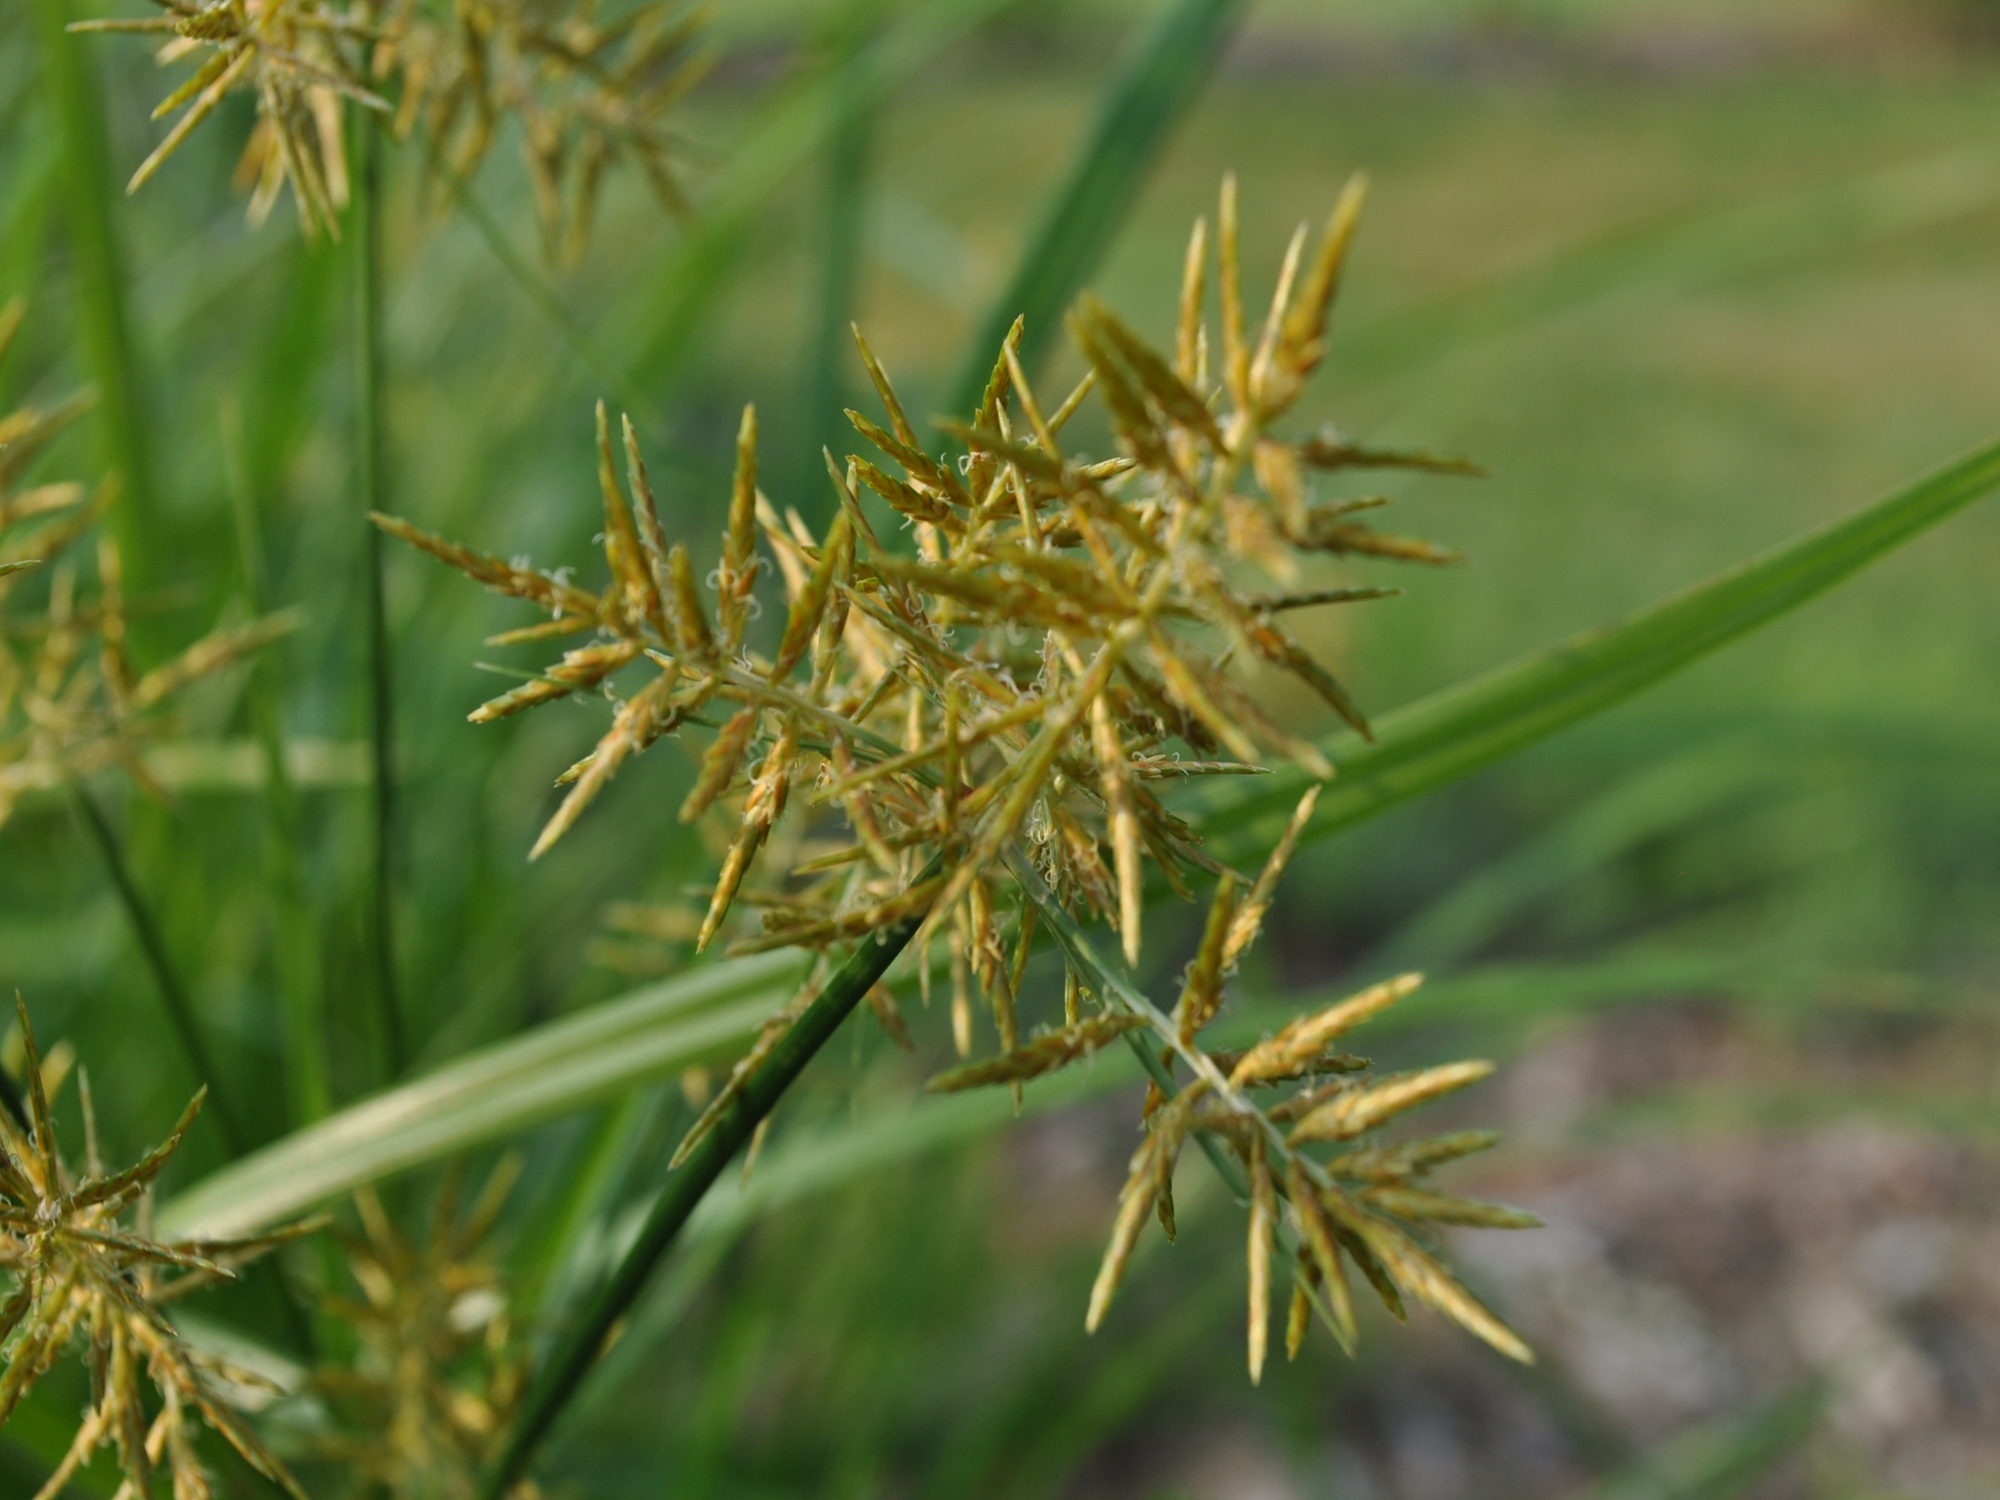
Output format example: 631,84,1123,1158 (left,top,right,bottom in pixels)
931,806,1539,1371
376,177,1508,1251
0,996,321,1500
382,0,710,261
311,1164,533,1500
70,0,707,251
0,304,300,830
